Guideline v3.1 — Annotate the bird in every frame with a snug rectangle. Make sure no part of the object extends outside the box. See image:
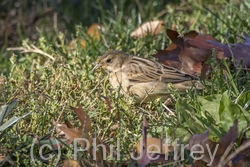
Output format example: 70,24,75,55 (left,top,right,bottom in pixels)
93,50,202,103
